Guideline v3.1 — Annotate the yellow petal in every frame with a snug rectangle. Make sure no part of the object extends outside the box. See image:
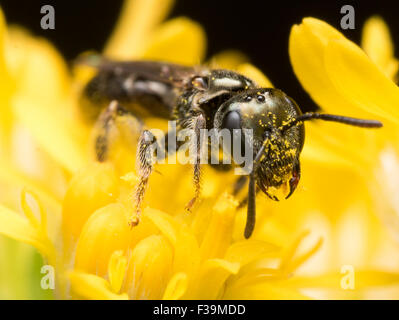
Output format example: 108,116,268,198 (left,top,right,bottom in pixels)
13,97,89,173
301,121,377,170
286,237,323,274
236,63,273,87
162,272,188,300
144,208,178,245
279,230,310,272
238,210,291,247
171,224,201,277
124,235,173,299
225,239,280,266
280,231,323,275
289,18,341,98
224,281,311,299
285,270,399,289
0,160,62,252
0,204,54,260
74,203,131,277
0,159,61,211
115,201,161,250
0,7,6,73
200,193,238,261
108,250,127,294
62,162,119,242
361,16,398,80
324,38,399,123
0,8,14,156
207,50,249,70
104,0,175,59
6,28,89,172
68,271,128,300
301,125,355,168
289,18,385,120
193,259,240,299
142,17,206,65
227,264,283,291
6,27,70,102
20,189,47,234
